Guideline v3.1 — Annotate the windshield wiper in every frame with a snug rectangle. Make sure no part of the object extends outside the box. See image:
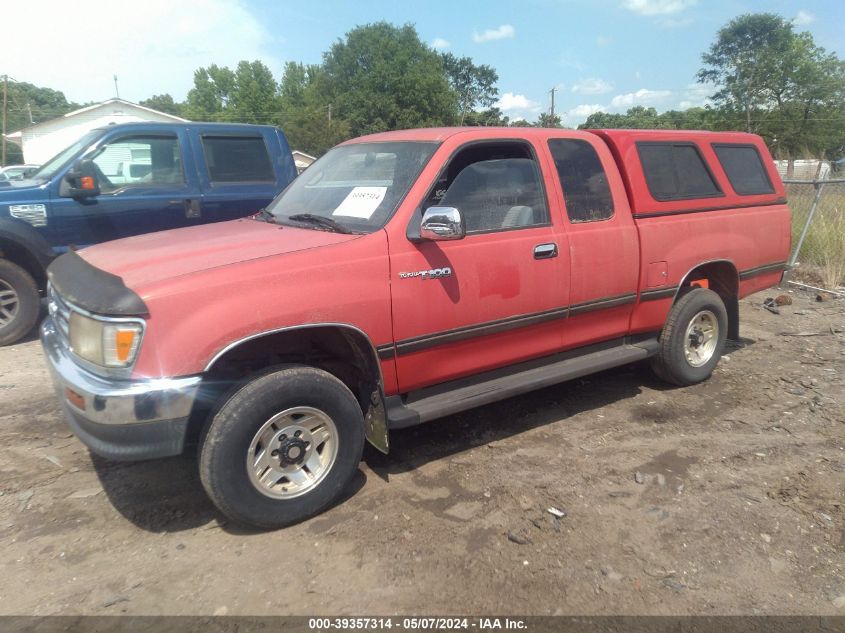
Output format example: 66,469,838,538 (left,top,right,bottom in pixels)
253,208,277,223
286,213,357,234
